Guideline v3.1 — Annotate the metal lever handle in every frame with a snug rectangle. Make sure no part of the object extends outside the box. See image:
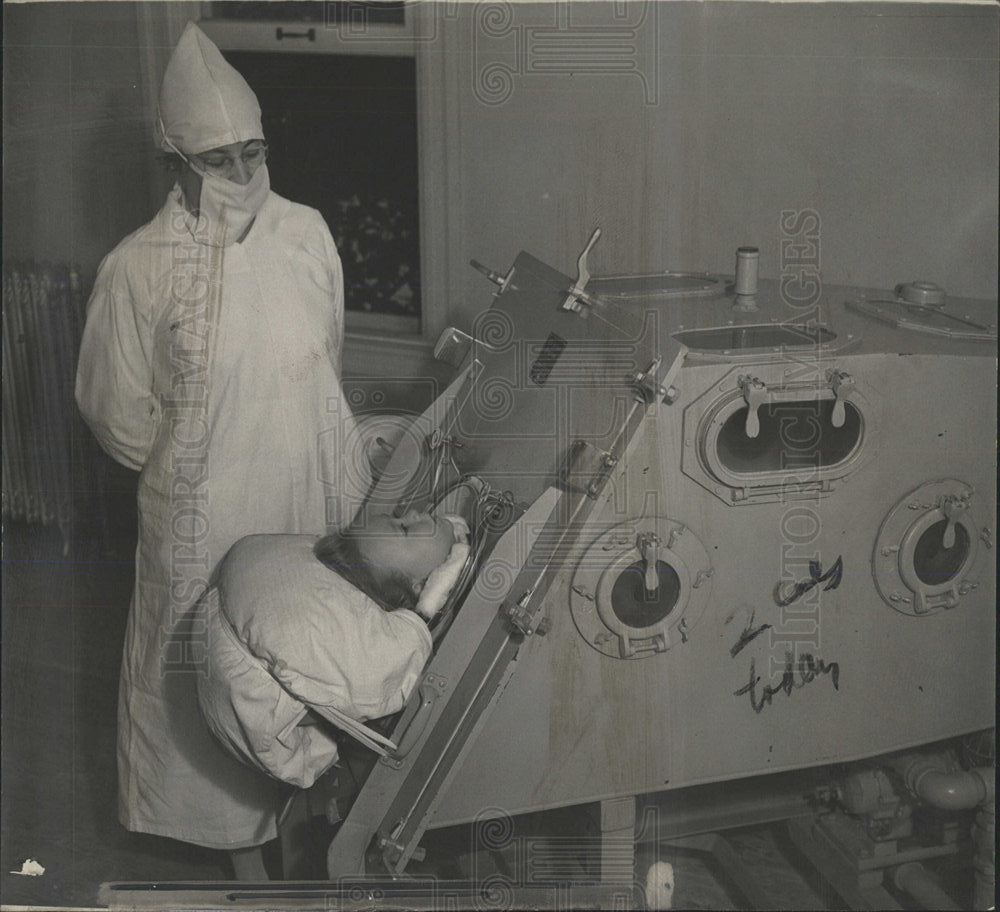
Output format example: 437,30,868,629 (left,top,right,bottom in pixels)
828,370,855,428
561,227,602,311
470,259,504,286
575,228,601,289
637,533,660,595
469,258,516,293
940,494,970,550
738,375,767,438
